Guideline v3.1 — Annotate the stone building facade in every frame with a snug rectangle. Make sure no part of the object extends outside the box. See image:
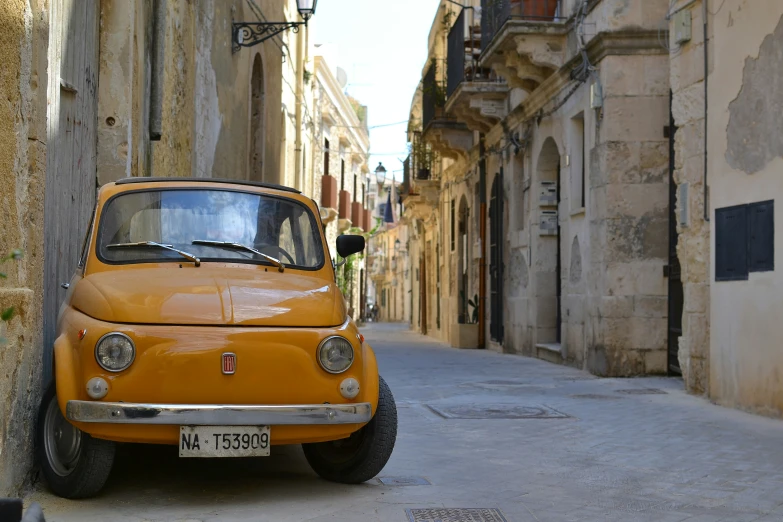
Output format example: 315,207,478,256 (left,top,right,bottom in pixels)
367,179,410,323
311,51,372,320
400,0,783,420
669,0,783,417
404,0,674,374
0,0,369,496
